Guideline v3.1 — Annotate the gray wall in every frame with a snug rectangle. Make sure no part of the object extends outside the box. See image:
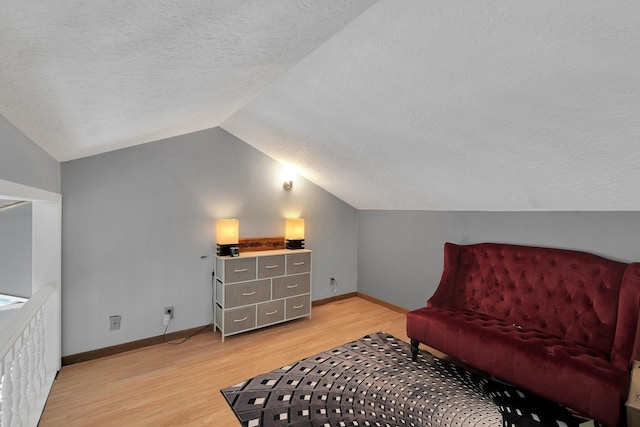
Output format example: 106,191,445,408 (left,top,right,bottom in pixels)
9,107,639,360
0,114,60,193
358,210,640,310
0,203,32,297
61,127,357,356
